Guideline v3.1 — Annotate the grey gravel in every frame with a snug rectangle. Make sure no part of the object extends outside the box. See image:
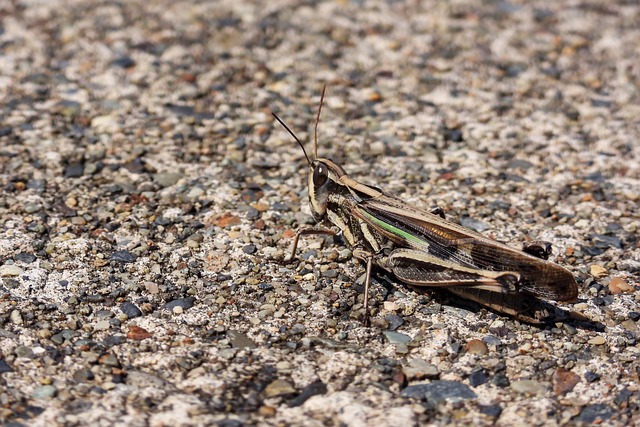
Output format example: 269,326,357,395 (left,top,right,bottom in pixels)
0,0,639,426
